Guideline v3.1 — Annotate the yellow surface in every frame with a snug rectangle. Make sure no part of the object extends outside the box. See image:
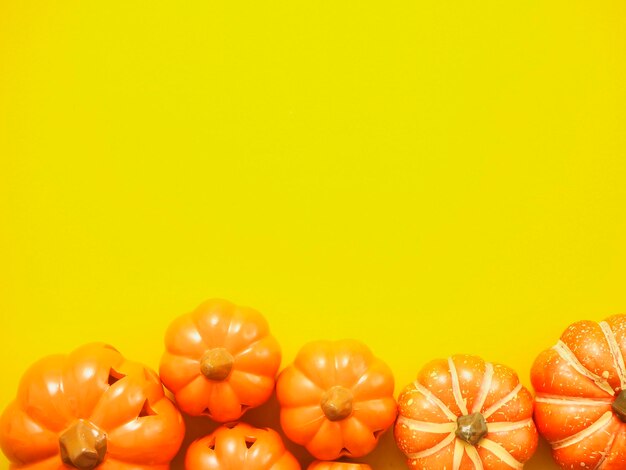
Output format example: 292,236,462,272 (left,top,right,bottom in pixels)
1,1,625,468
